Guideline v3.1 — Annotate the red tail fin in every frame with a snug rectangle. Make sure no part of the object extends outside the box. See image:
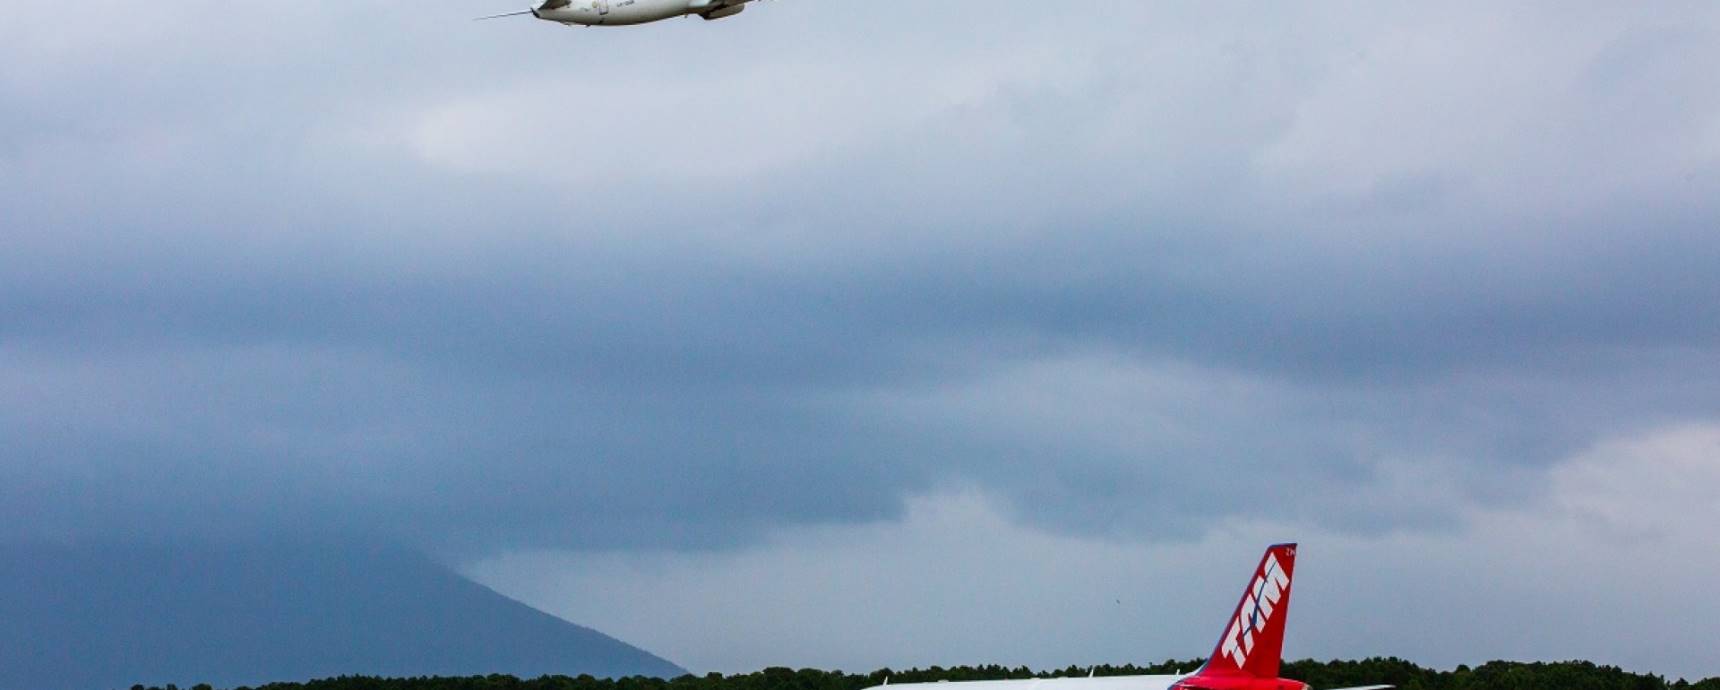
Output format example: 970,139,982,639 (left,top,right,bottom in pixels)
1201,543,1296,679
